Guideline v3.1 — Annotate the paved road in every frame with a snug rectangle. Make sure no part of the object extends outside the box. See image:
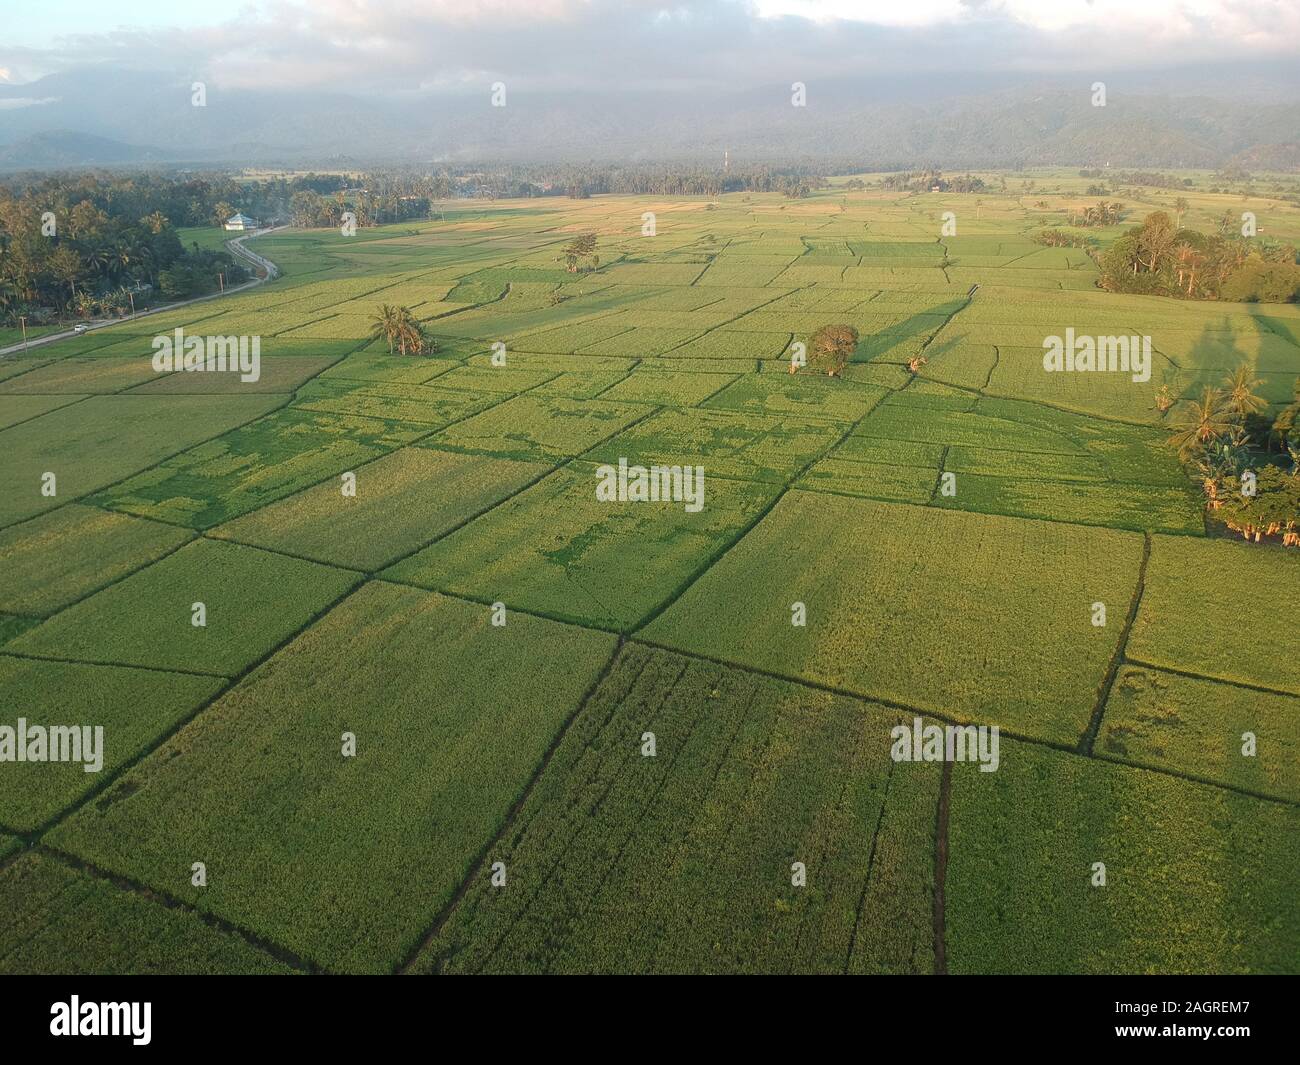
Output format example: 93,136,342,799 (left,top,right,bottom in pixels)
0,225,287,358
226,227,282,281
